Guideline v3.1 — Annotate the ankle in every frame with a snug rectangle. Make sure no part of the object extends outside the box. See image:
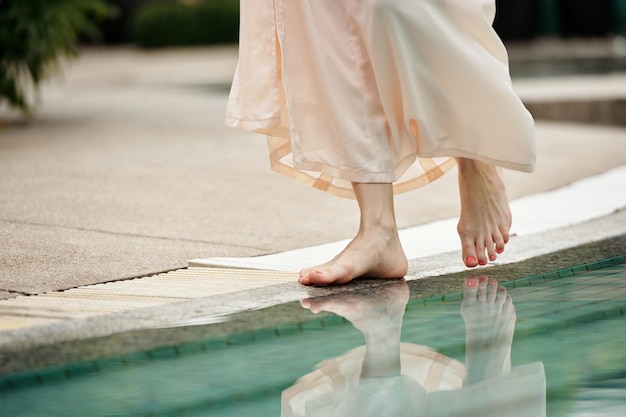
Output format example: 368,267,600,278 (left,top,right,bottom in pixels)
456,157,489,173
358,220,399,238
456,158,505,188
